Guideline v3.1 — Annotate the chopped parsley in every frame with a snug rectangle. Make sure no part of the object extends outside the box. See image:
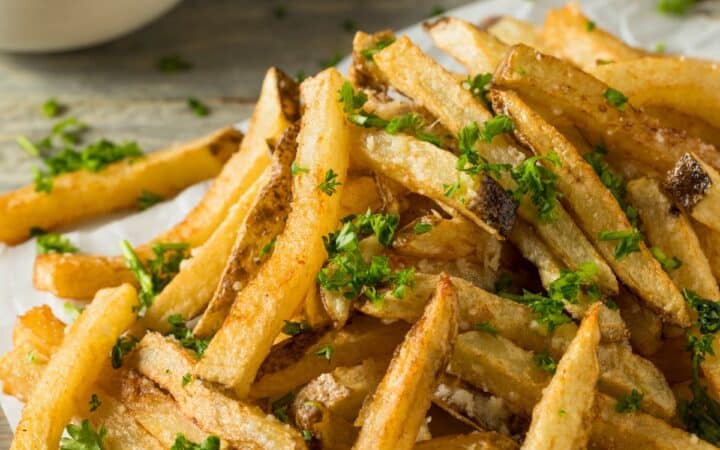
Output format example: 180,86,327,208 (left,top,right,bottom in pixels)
89,394,101,412
26,351,38,363
271,393,293,423
429,5,445,17
475,322,497,337
493,273,513,293
413,222,433,234
462,73,493,107
302,429,314,441
120,240,189,316
533,350,557,374
615,389,643,413
187,97,210,117
655,42,667,53
586,20,596,31
60,419,106,450
657,0,697,15
318,169,341,196
182,373,192,387
17,135,40,156
683,289,720,334
651,247,682,271
167,315,211,357
443,178,463,200
316,345,334,360
596,59,614,65
597,229,642,260
36,232,78,254
547,262,599,305
500,290,571,331
258,237,277,259
360,37,396,60
392,268,415,299
511,153,562,222
282,320,311,336
455,121,513,179
583,145,637,225
171,434,220,450
111,335,138,369
272,5,287,19
42,98,63,118
291,161,309,176
295,70,307,83
138,190,163,210
319,53,343,69
341,18,357,32
157,55,193,72
604,88,628,111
